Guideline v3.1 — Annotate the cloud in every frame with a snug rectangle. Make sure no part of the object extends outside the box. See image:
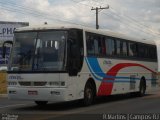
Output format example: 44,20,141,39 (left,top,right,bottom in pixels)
9,0,93,26
0,10,16,21
23,0,50,13
0,0,159,39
